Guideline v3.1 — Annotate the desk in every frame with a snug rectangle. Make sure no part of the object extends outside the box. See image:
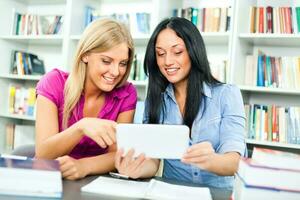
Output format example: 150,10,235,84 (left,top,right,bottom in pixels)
0,175,232,200
64,176,232,200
